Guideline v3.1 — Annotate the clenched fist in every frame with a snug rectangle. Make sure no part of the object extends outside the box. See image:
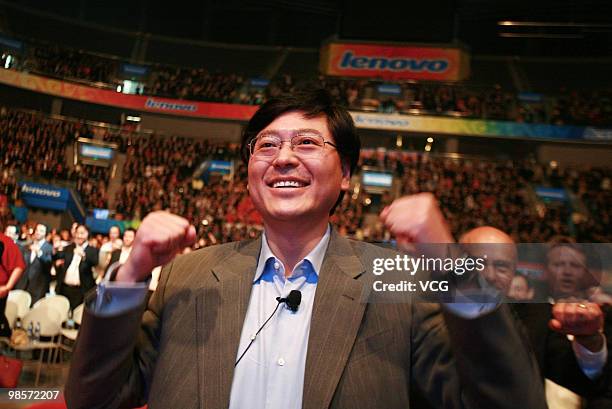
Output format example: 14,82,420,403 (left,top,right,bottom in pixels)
550,301,604,352
380,193,454,256
116,212,197,282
